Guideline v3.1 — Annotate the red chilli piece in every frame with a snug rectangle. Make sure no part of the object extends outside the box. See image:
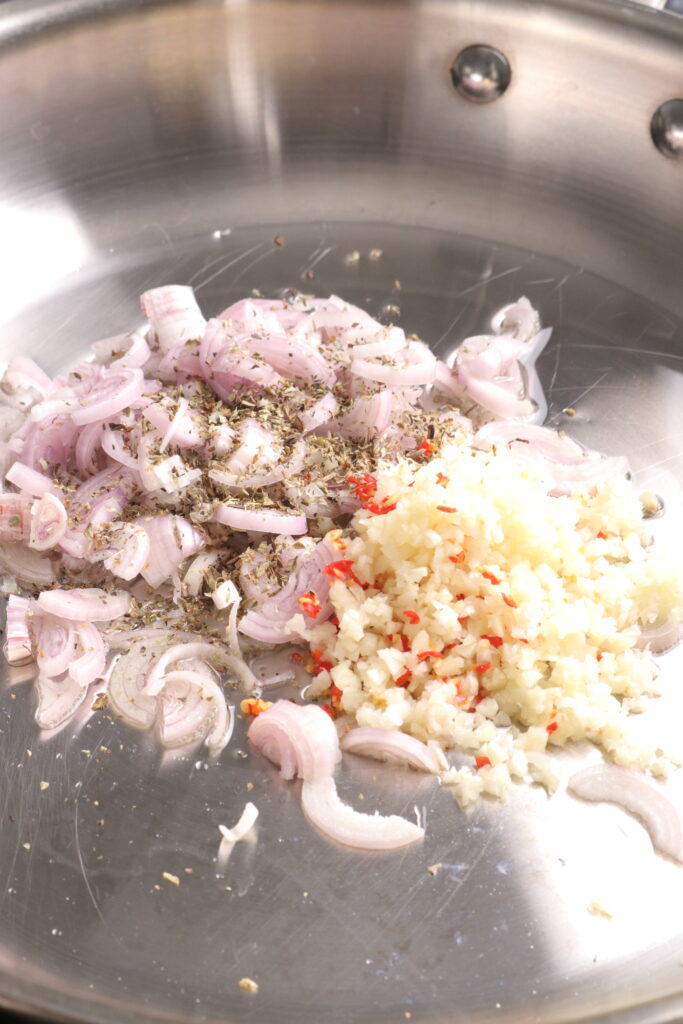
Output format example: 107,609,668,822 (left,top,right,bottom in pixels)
597,530,607,540
475,756,491,770
546,720,559,735
475,662,490,674
363,498,398,516
321,703,336,721
403,609,420,624
481,635,503,649
400,634,411,652
416,437,435,457
480,570,501,586
311,649,333,674
449,552,465,564
323,560,366,588
395,669,412,688
298,591,322,619
329,684,343,710
502,594,518,608
436,505,458,514
417,649,443,662
436,473,449,486
348,473,377,501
